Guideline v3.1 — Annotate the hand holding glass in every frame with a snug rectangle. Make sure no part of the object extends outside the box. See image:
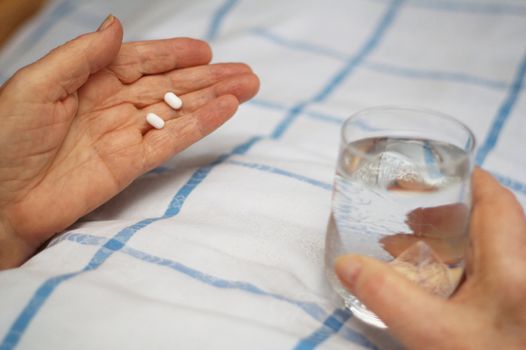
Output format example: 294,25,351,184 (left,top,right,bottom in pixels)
325,106,475,328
